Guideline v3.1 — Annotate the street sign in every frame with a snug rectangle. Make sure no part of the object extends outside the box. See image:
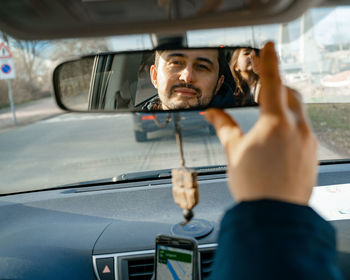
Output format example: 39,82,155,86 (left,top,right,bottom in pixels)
0,42,12,58
0,42,16,80
1,64,11,73
0,58,16,80
0,41,17,124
